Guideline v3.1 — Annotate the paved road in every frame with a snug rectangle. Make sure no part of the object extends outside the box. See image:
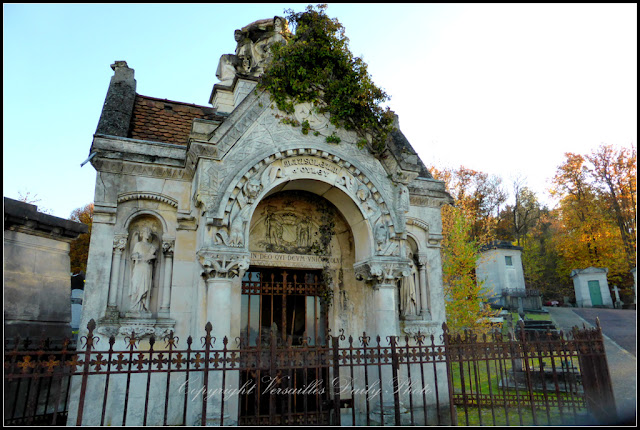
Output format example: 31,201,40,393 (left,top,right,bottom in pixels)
546,307,636,425
571,308,636,356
